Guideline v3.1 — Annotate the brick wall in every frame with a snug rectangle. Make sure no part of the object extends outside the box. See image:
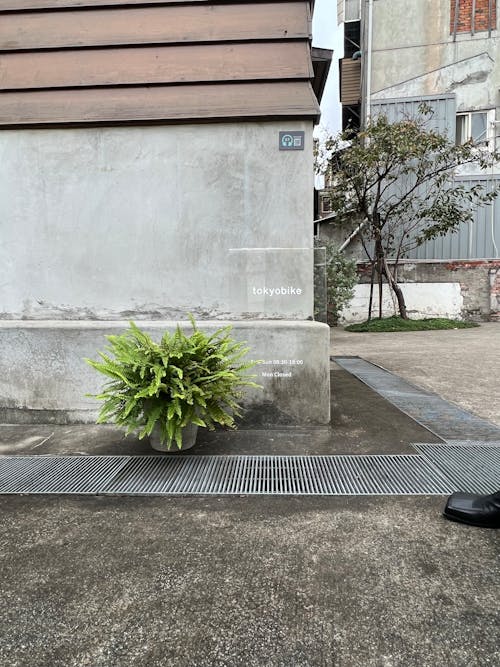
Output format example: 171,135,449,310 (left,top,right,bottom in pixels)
450,0,497,34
